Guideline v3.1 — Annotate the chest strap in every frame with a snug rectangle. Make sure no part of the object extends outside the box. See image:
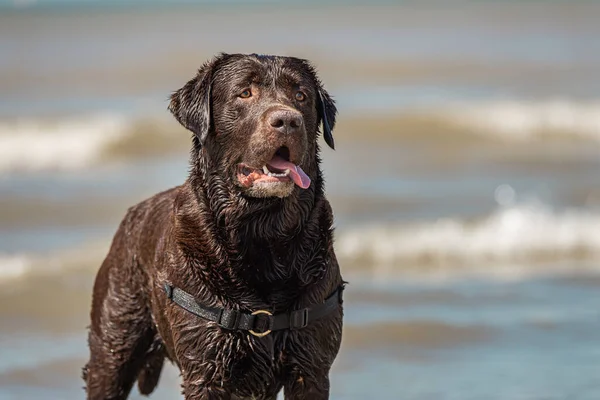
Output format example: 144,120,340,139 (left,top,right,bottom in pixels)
164,284,344,337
